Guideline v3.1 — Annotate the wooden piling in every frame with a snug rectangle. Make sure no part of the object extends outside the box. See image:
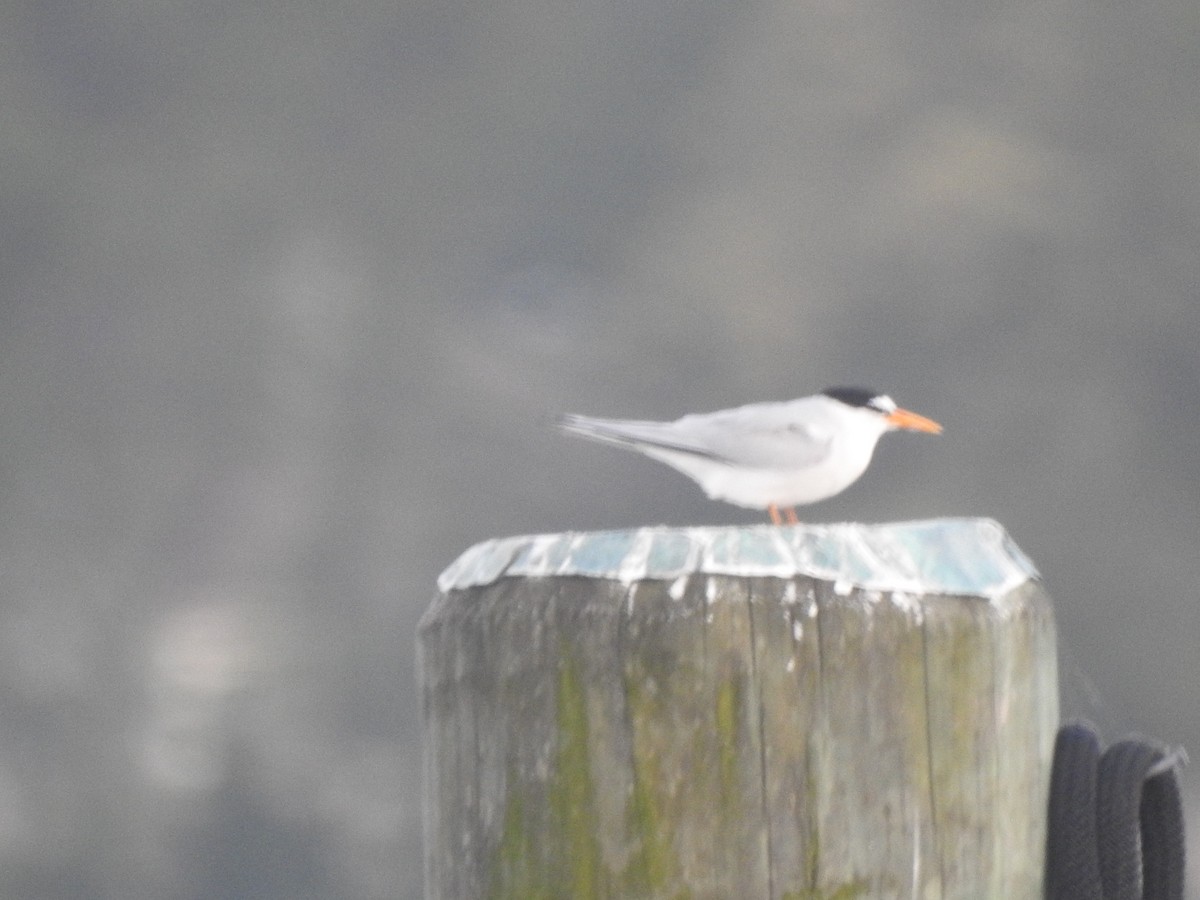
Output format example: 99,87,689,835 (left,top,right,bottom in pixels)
420,518,1058,899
